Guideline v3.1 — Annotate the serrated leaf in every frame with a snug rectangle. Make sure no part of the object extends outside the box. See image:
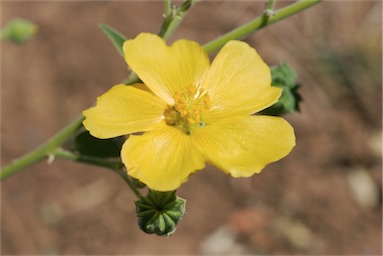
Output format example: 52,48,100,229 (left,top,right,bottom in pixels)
271,62,297,88
99,23,127,57
260,62,302,116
